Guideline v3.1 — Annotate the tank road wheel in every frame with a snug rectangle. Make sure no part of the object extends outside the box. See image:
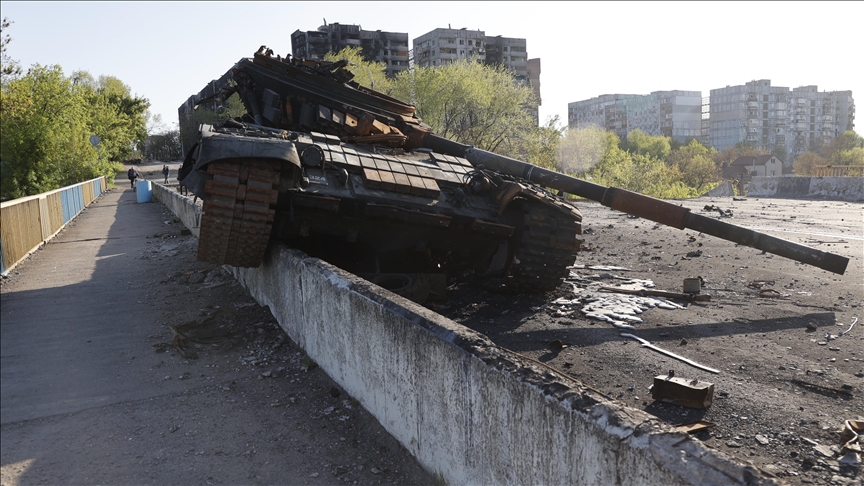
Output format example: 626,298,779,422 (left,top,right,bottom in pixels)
505,201,582,292
197,160,280,267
